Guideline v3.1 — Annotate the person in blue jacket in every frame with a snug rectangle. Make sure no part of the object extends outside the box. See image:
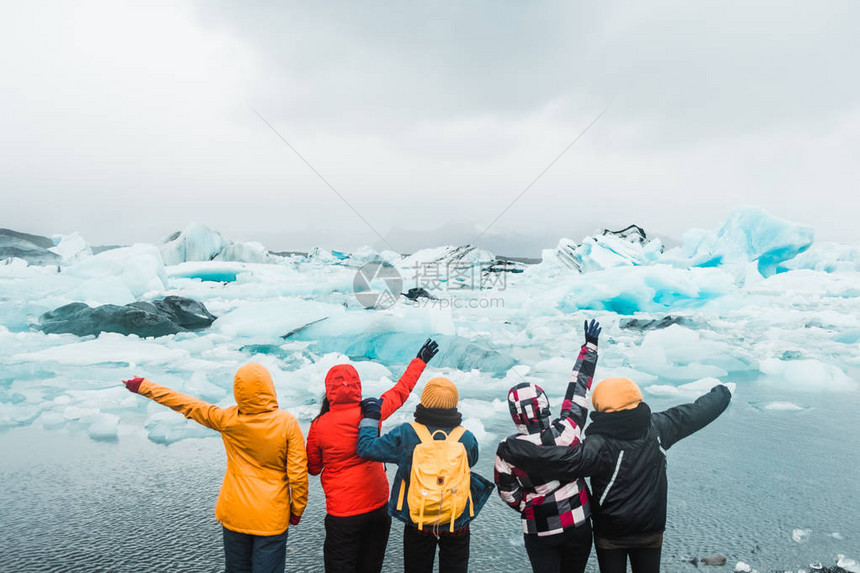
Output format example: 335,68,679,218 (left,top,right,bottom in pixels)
356,376,494,573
